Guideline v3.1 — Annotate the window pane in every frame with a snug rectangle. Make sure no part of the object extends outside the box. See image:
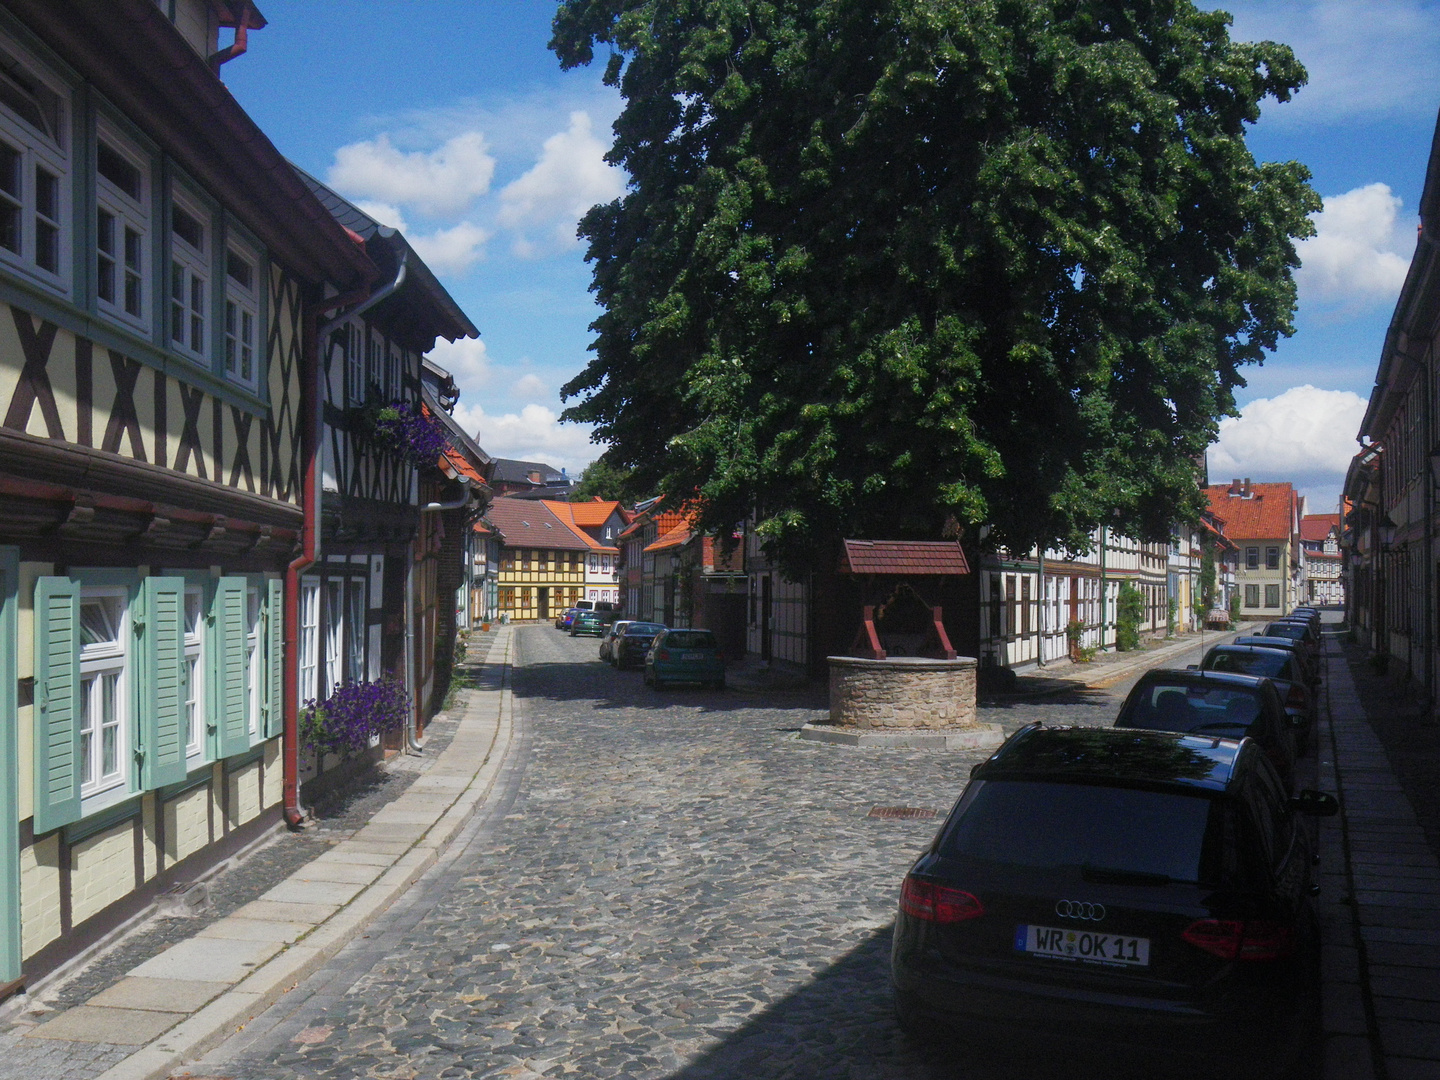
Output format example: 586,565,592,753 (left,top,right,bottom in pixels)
184,589,202,637
123,227,142,271
226,249,252,289
97,141,141,200
101,672,118,776
80,596,121,647
0,141,19,199
80,674,96,785
97,210,116,302
34,165,55,219
172,204,203,251
171,262,185,343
